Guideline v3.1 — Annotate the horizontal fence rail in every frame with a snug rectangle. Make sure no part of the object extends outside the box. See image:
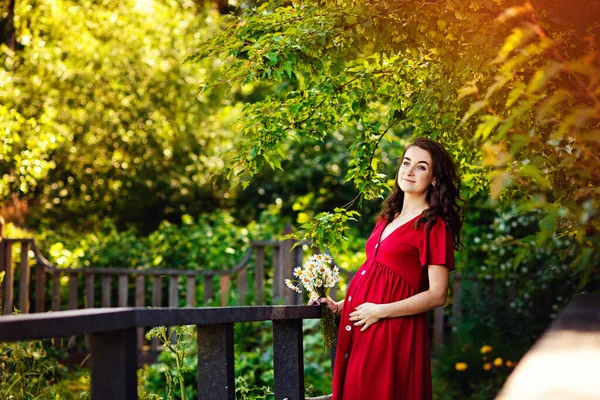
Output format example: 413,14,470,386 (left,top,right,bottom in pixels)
0,306,322,400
